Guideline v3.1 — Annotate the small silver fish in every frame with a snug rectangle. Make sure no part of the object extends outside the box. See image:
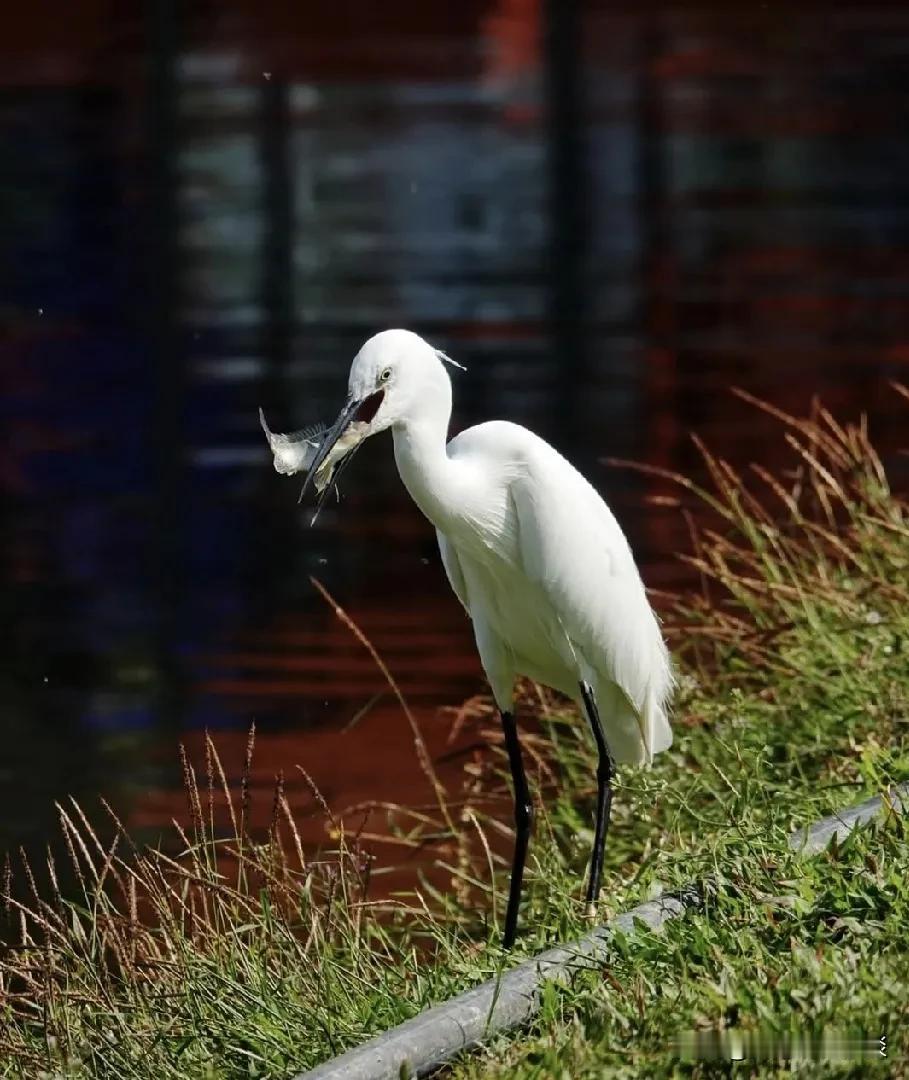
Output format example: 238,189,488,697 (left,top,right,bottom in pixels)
259,407,367,494
259,408,324,476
